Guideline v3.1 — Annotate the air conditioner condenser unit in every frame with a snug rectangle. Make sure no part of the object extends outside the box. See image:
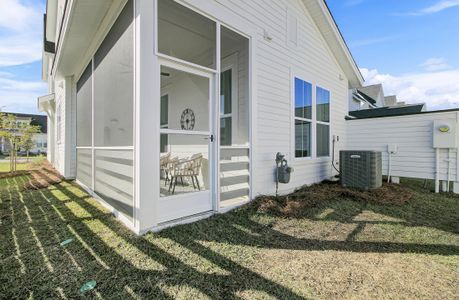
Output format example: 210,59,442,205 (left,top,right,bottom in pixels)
340,150,382,190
